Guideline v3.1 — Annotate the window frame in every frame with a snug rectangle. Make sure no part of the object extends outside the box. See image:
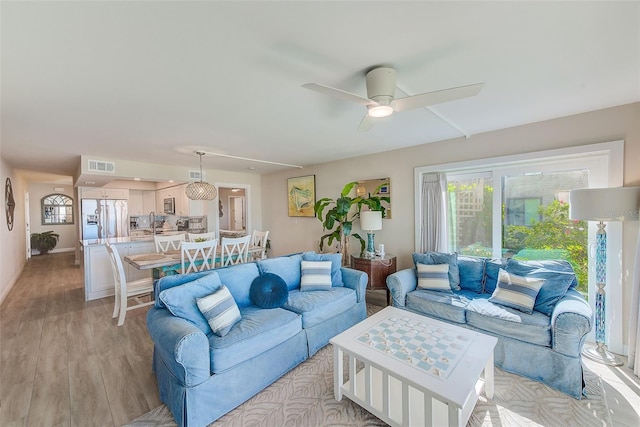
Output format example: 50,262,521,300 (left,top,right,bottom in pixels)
41,193,74,225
